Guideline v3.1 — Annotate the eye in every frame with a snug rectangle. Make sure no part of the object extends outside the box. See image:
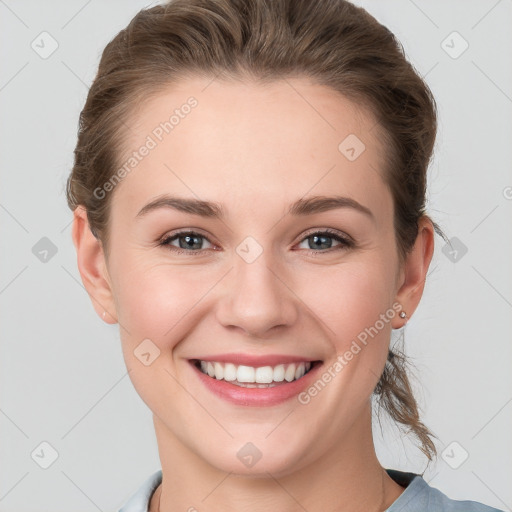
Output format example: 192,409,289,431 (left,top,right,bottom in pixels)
296,229,354,253
159,230,214,254
158,228,354,255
